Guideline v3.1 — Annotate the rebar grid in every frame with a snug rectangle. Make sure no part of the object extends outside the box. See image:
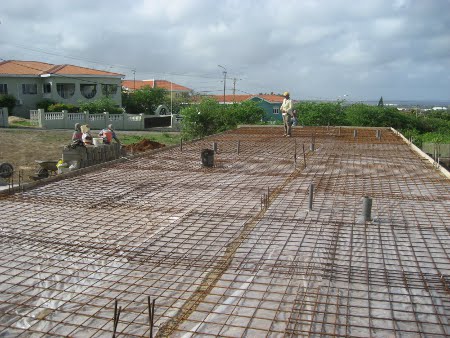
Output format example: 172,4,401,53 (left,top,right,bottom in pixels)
0,126,449,337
